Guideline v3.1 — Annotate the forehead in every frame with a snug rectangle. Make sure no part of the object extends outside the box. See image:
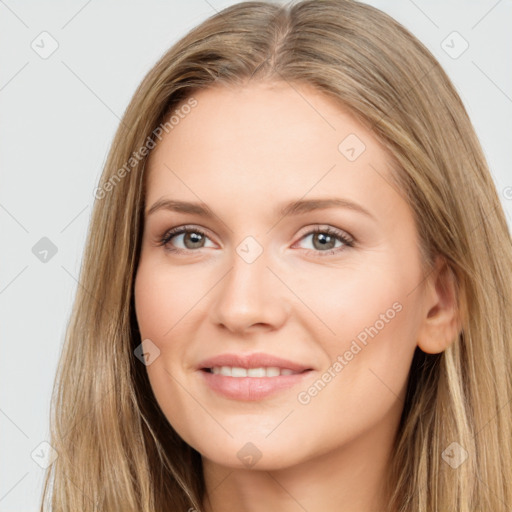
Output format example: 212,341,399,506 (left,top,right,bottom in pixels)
145,81,403,221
